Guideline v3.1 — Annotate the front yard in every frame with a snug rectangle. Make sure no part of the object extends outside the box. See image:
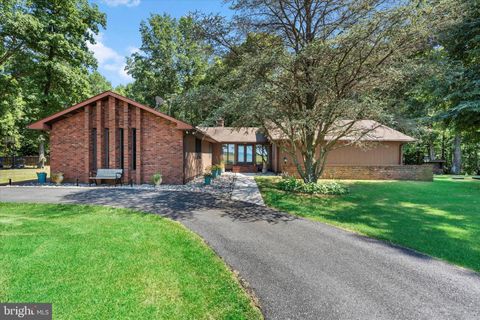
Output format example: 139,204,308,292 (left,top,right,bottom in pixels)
0,203,261,319
0,167,50,184
256,176,480,272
